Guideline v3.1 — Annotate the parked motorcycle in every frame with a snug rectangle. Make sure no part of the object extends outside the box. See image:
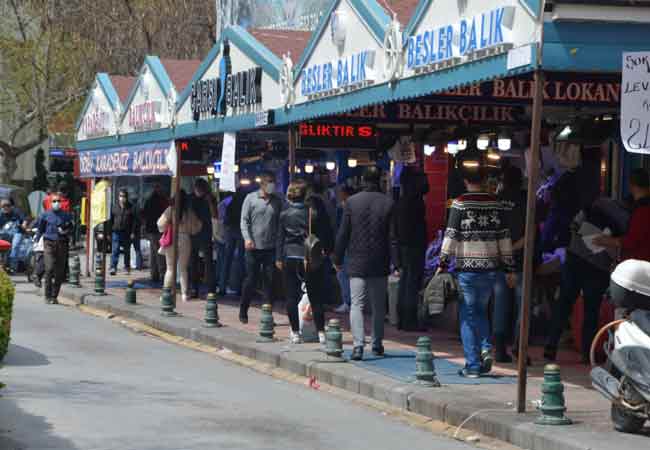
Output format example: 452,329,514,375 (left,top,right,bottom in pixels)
591,259,650,434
